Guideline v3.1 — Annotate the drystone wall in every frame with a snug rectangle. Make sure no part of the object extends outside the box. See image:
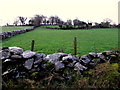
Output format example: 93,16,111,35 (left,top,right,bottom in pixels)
1,47,120,80
0,27,35,39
